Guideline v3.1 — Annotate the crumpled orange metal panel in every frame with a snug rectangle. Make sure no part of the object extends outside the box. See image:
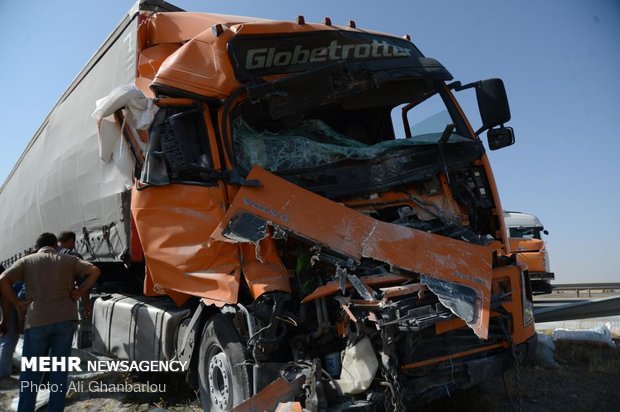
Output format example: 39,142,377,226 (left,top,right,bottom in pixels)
136,43,183,98
131,184,242,306
137,12,253,98
302,274,410,303
212,166,494,339
152,27,240,99
138,44,182,80
240,238,291,299
139,12,257,47
143,265,191,306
